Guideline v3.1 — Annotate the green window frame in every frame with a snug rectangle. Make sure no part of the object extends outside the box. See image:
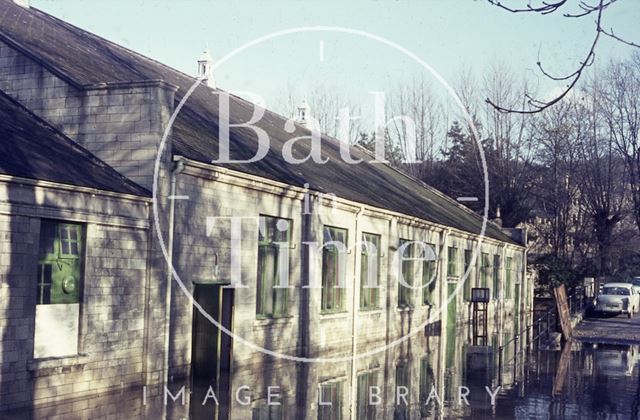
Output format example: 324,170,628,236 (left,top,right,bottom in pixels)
252,399,284,420
36,220,84,305
360,233,381,310
322,226,348,313
492,254,500,300
394,362,410,419
256,216,291,318
318,381,343,420
422,243,437,306
419,357,435,417
505,257,513,299
480,252,490,289
356,371,378,420
398,239,414,308
447,246,458,277
463,249,473,301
